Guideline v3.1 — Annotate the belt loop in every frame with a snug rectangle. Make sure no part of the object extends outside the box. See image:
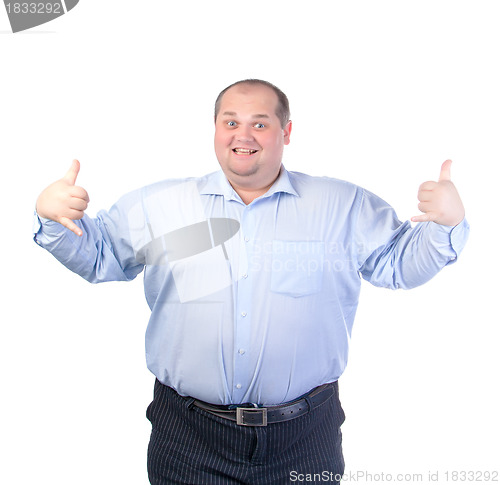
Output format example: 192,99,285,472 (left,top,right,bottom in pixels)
304,396,314,412
184,397,196,409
